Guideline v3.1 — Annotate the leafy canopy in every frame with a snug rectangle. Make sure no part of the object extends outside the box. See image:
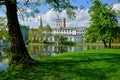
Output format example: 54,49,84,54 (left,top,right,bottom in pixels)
86,0,120,43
